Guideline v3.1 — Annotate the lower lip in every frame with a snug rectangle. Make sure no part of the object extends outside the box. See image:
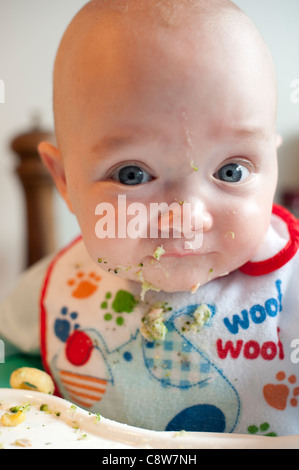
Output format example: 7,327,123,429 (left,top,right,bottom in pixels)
162,251,209,258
